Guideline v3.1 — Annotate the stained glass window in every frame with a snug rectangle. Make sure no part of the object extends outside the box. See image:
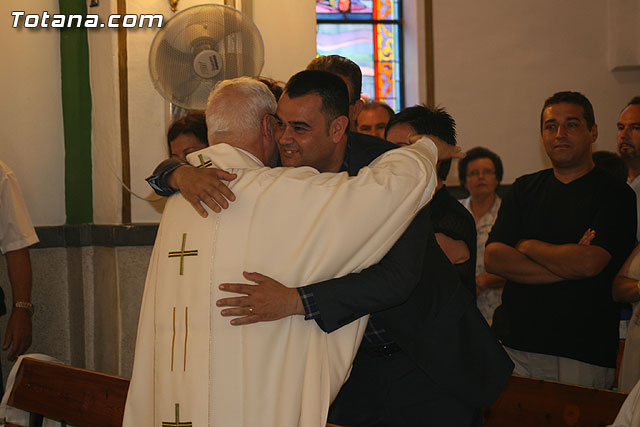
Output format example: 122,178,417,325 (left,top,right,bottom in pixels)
316,0,402,112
